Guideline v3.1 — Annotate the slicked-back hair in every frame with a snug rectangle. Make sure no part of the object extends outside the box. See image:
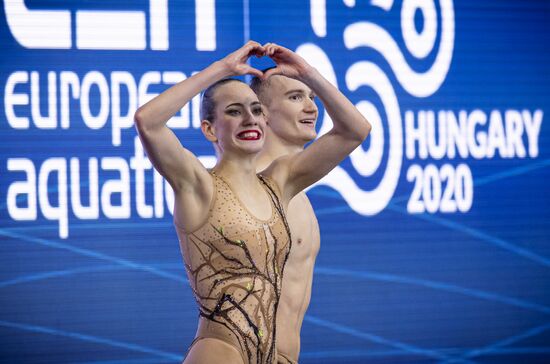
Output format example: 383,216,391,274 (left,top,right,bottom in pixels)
200,78,246,122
